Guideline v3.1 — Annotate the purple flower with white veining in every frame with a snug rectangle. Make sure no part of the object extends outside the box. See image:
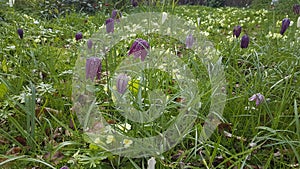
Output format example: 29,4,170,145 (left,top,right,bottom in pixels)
106,18,114,33
233,25,242,38
116,73,129,94
280,18,290,35
249,93,264,106
293,4,300,15
60,166,69,169
128,38,150,61
87,39,93,49
75,32,83,41
17,28,23,39
185,34,194,49
131,0,138,7
86,57,101,81
241,35,249,48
